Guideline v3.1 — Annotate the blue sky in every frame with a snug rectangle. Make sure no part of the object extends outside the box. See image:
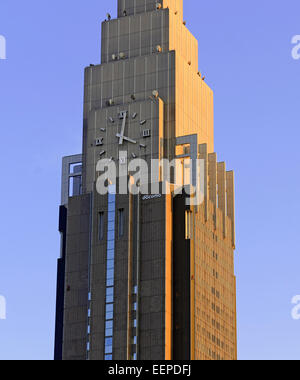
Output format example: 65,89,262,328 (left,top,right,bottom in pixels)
0,0,300,360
